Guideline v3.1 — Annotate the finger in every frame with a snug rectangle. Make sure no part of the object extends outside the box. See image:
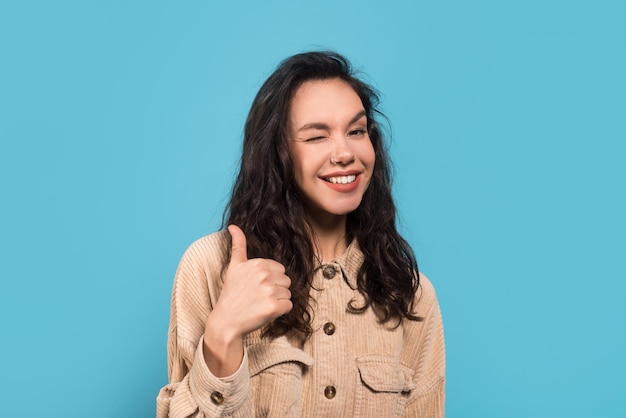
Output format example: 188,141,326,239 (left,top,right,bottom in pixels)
276,299,293,315
273,274,291,289
264,259,287,274
228,224,248,265
274,286,291,301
